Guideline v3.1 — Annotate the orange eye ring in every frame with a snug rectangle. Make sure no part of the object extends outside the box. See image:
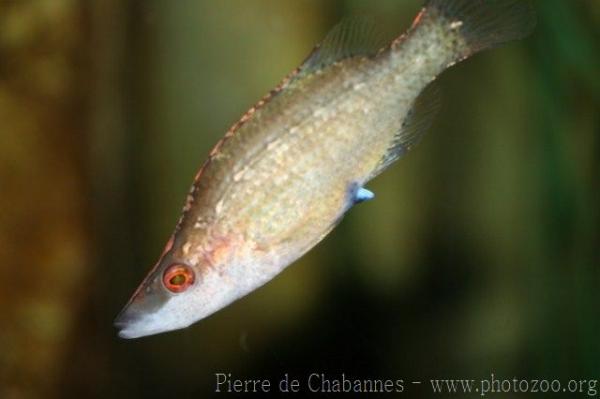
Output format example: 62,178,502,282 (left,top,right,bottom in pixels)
163,264,195,293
